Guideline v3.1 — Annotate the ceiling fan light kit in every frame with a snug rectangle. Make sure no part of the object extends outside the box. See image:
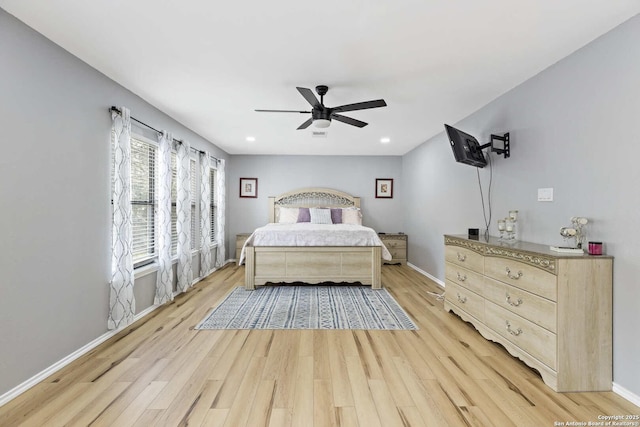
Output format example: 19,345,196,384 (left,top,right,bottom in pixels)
256,85,387,130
